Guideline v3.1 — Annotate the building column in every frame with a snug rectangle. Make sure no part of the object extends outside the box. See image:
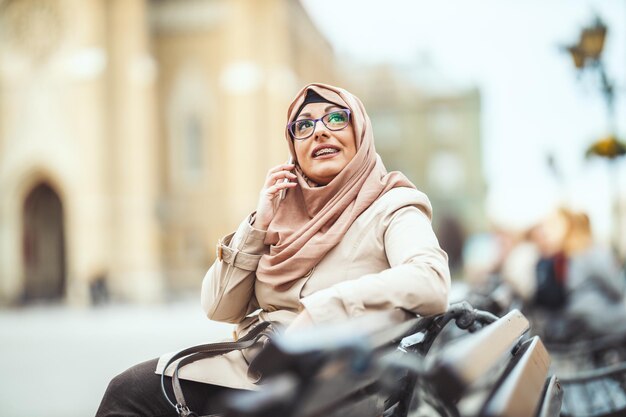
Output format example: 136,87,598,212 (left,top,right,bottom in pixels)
106,0,163,302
